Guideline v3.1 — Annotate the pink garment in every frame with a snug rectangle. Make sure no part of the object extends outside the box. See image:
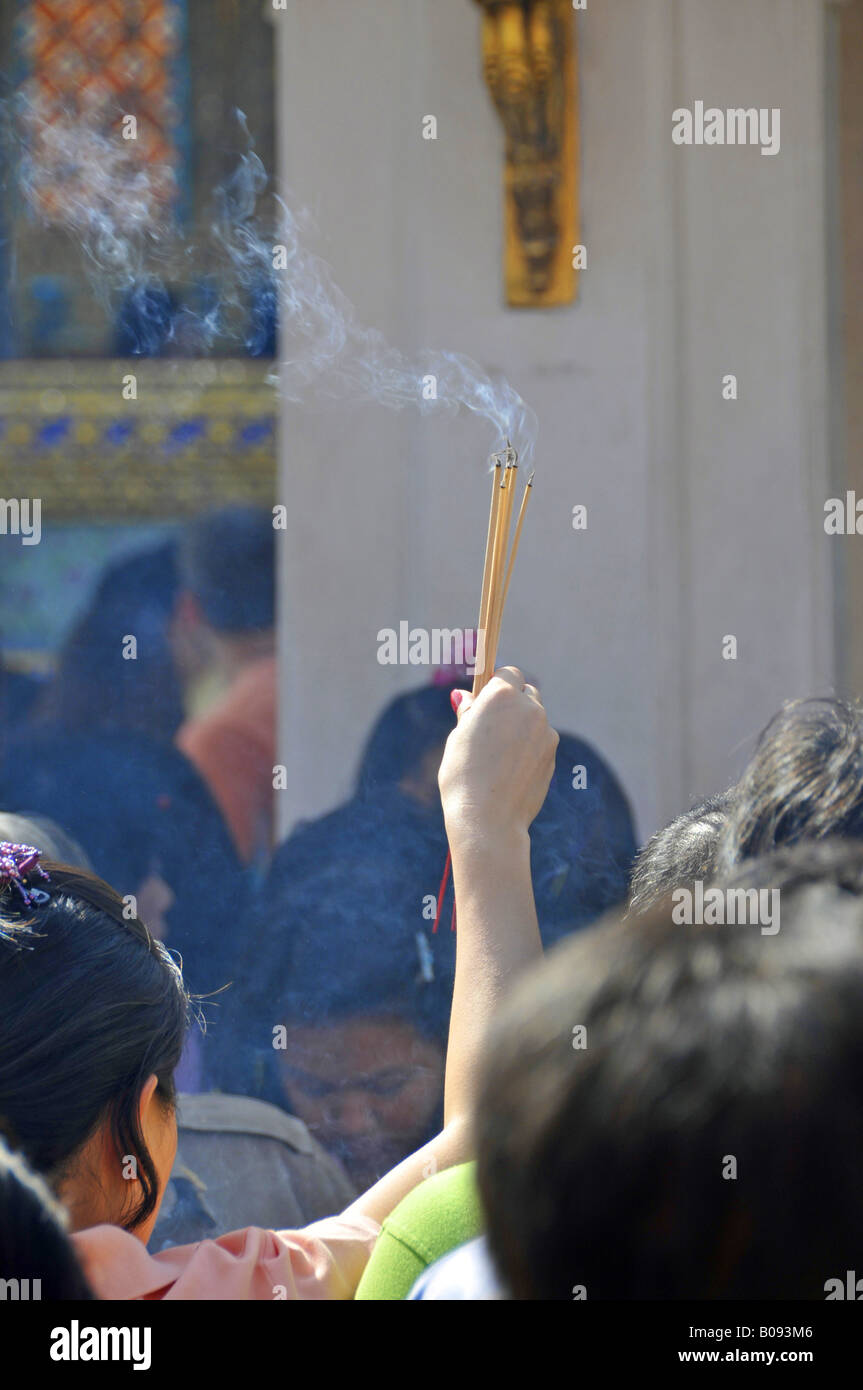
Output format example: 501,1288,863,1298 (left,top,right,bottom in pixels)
73,1215,380,1301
